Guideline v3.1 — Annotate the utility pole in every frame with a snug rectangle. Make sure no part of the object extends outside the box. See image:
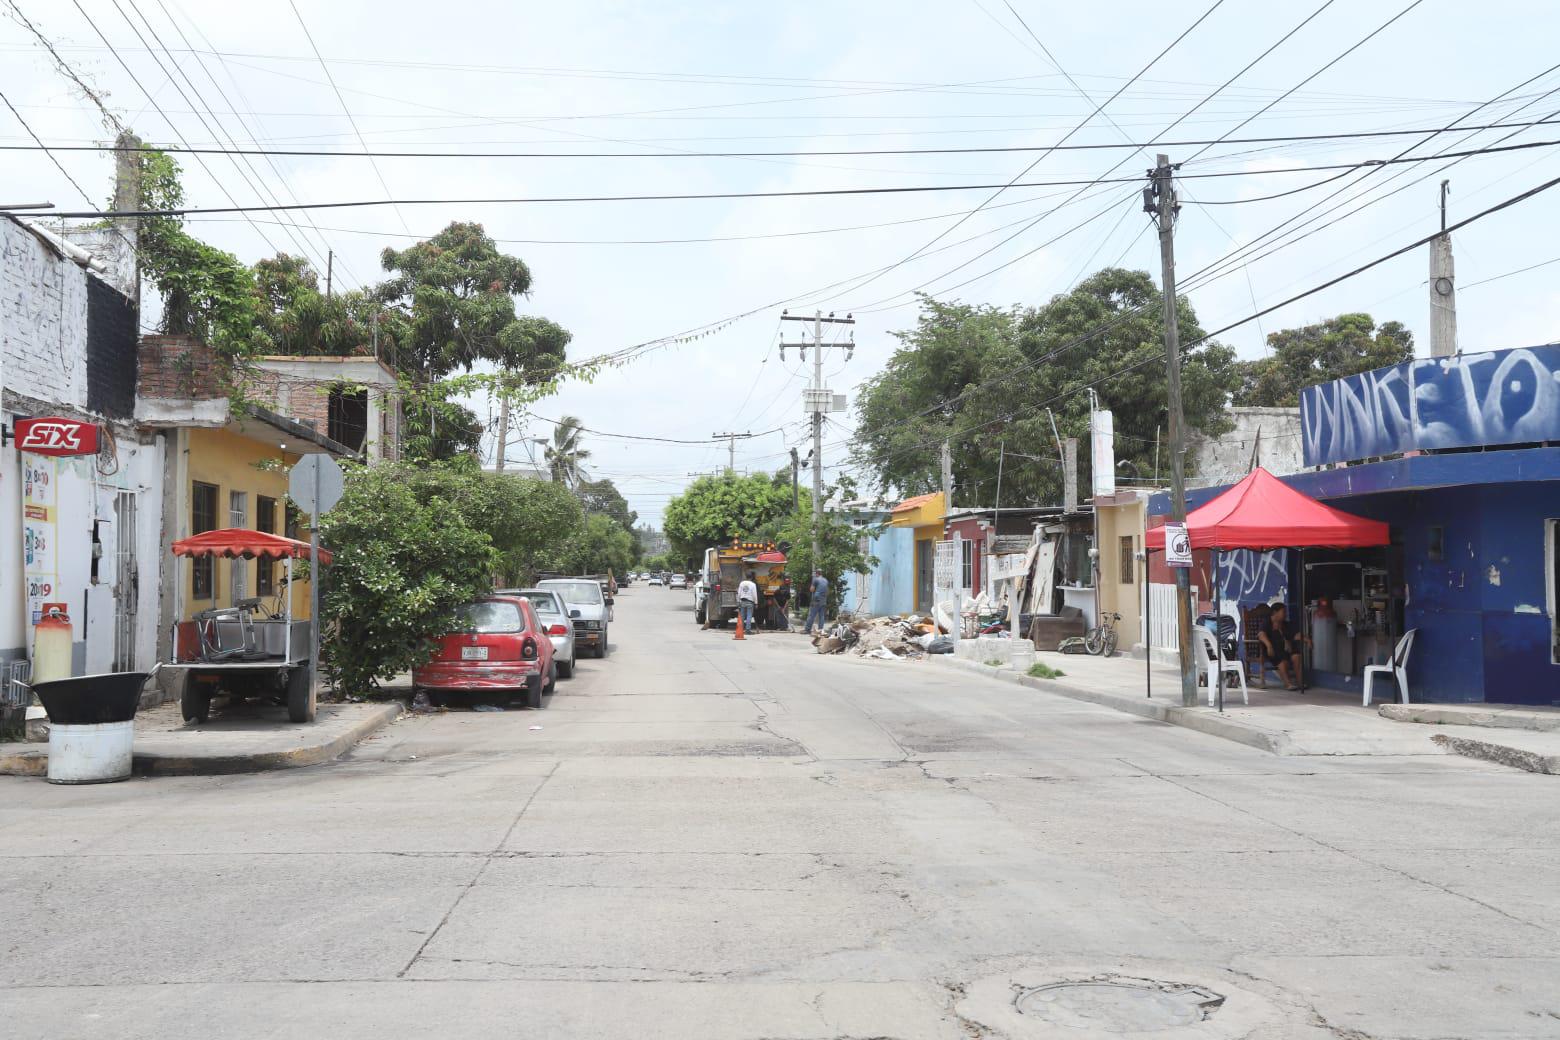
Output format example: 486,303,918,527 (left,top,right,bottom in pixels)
790,447,801,512
1147,153,1198,707
712,431,754,474
940,440,953,507
781,310,854,576
325,250,334,298
1430,179,1458,358
495,377,510,472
